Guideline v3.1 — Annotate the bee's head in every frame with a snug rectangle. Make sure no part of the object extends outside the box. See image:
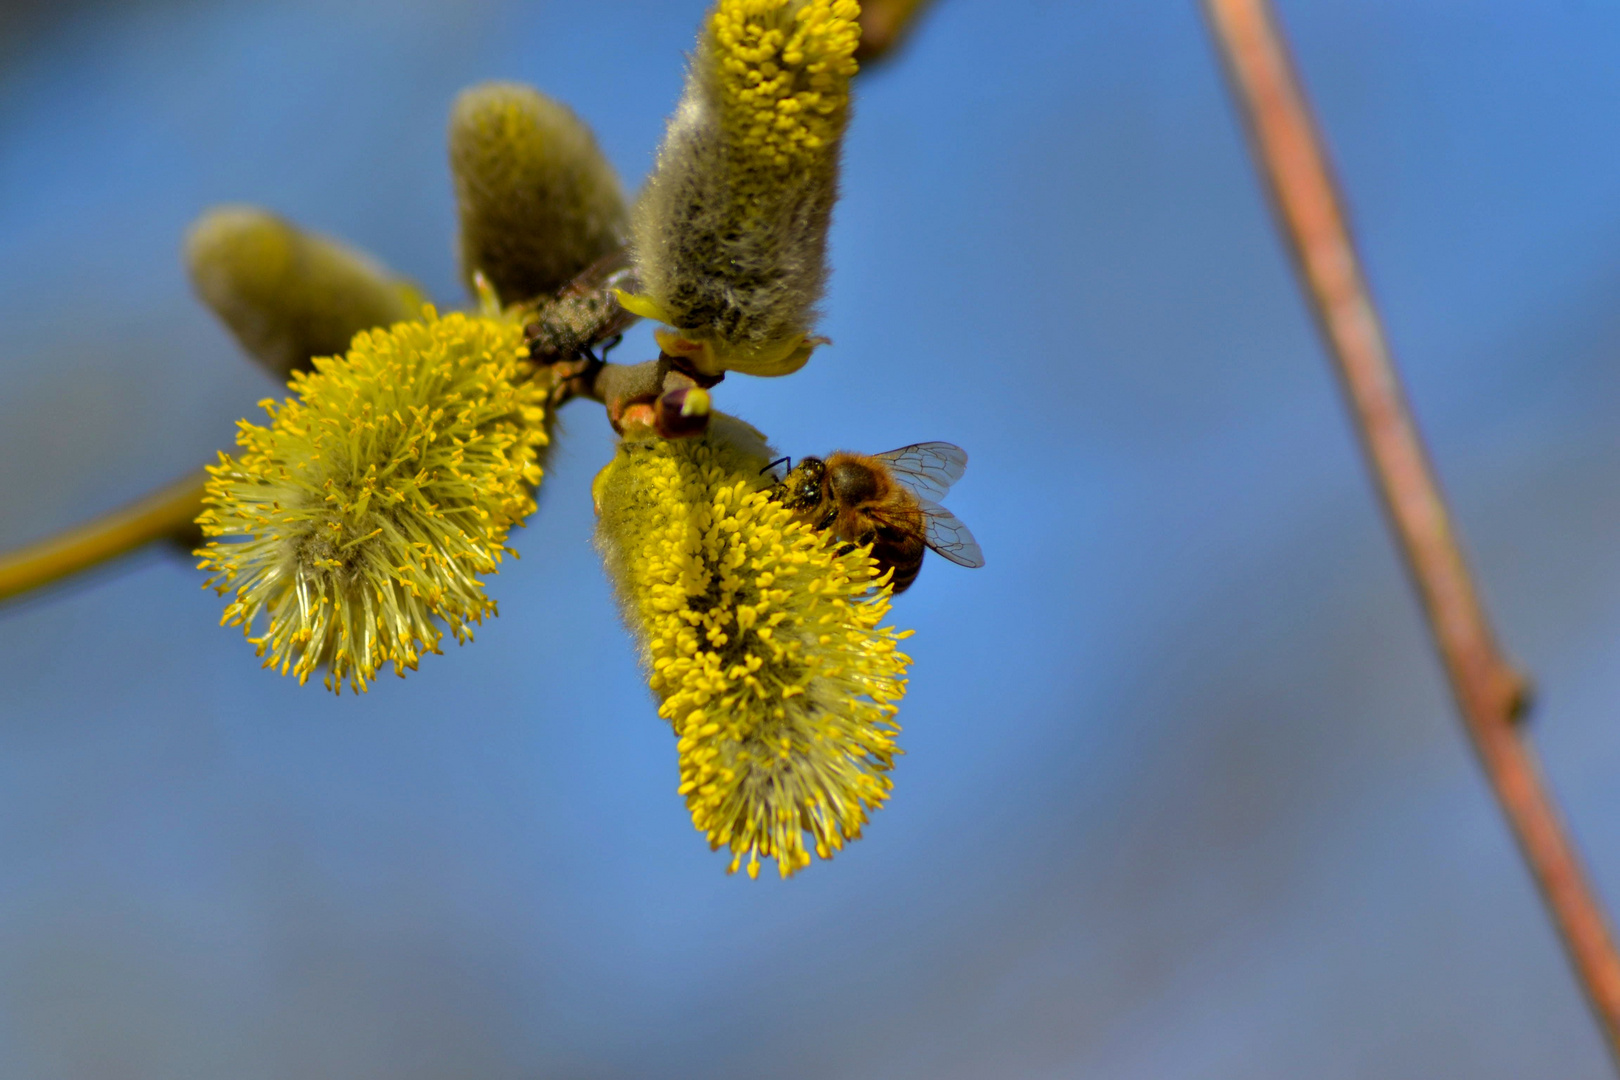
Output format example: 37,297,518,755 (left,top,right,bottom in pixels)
771,456,826,511
792,457,826,502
